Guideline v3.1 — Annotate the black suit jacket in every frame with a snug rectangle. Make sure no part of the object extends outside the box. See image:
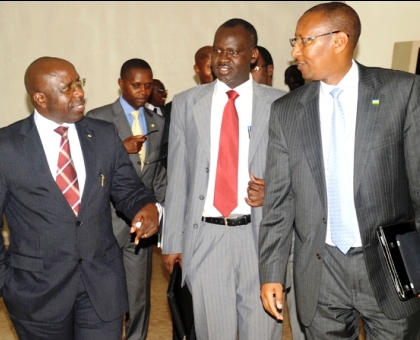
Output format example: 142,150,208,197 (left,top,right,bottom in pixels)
0,114,156,323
